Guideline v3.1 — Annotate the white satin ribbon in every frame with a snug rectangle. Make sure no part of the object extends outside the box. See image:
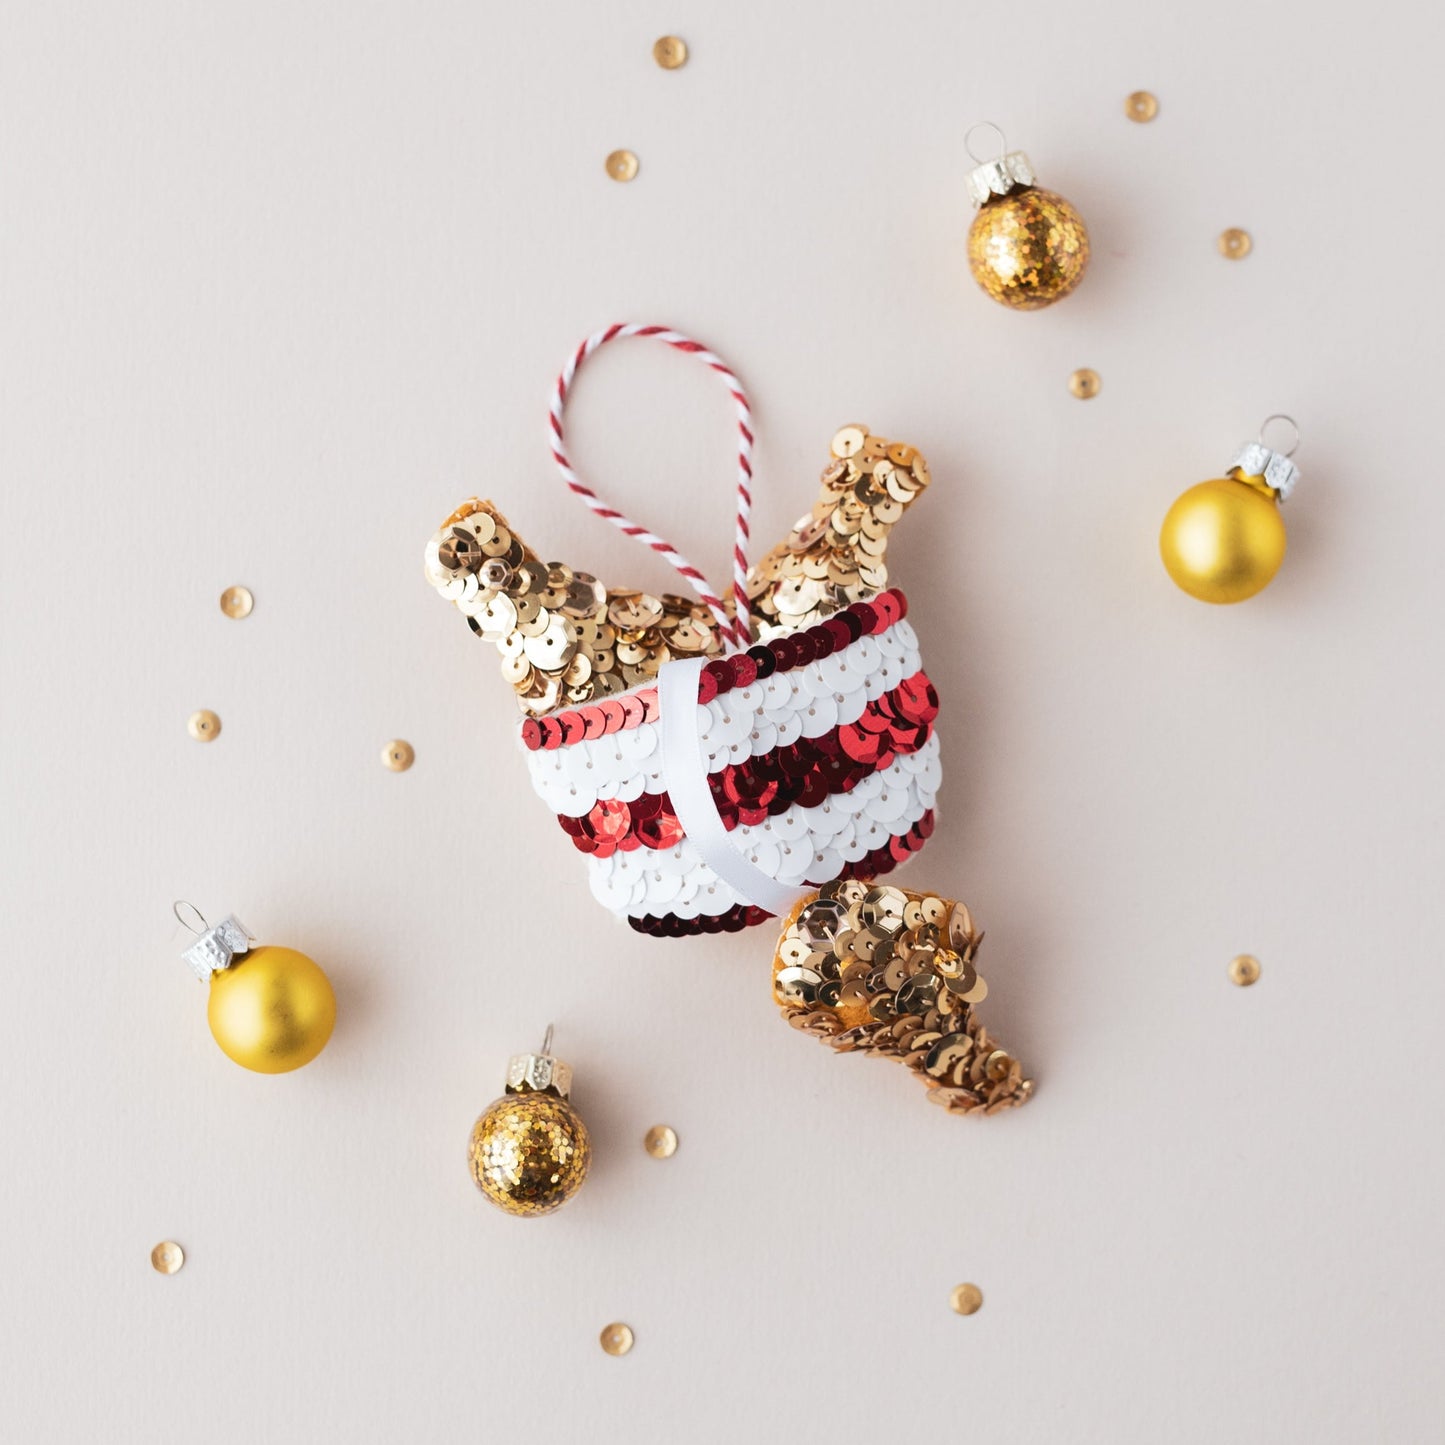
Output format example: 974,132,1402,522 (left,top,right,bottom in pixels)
657,656,812,917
